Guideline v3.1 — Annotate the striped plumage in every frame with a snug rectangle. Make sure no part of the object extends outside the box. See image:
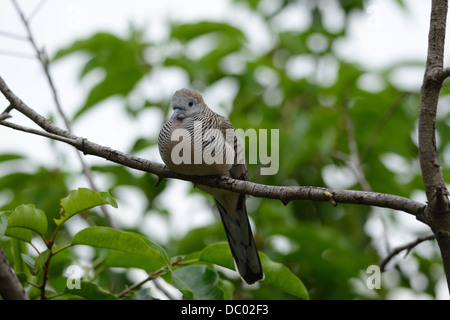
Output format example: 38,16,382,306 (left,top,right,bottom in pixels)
158,88,264,284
